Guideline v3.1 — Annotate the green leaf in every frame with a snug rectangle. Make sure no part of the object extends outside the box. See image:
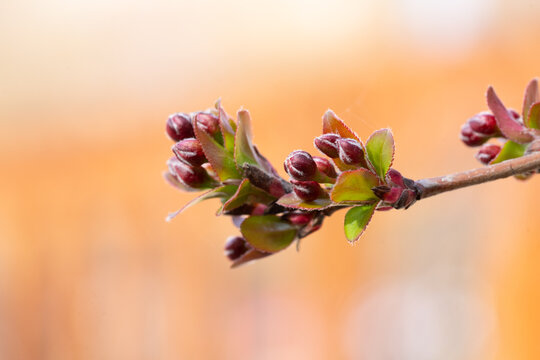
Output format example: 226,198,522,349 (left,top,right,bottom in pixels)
235,110,261,171
366,129,395,180
330,169,380,203
344,204,377,242
193,117,241,181
277,190,333,210
216,100,236,152
166,184,238,221
220,179,275,214
490,140,526,164
241,215,297,253
527,102,540,129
